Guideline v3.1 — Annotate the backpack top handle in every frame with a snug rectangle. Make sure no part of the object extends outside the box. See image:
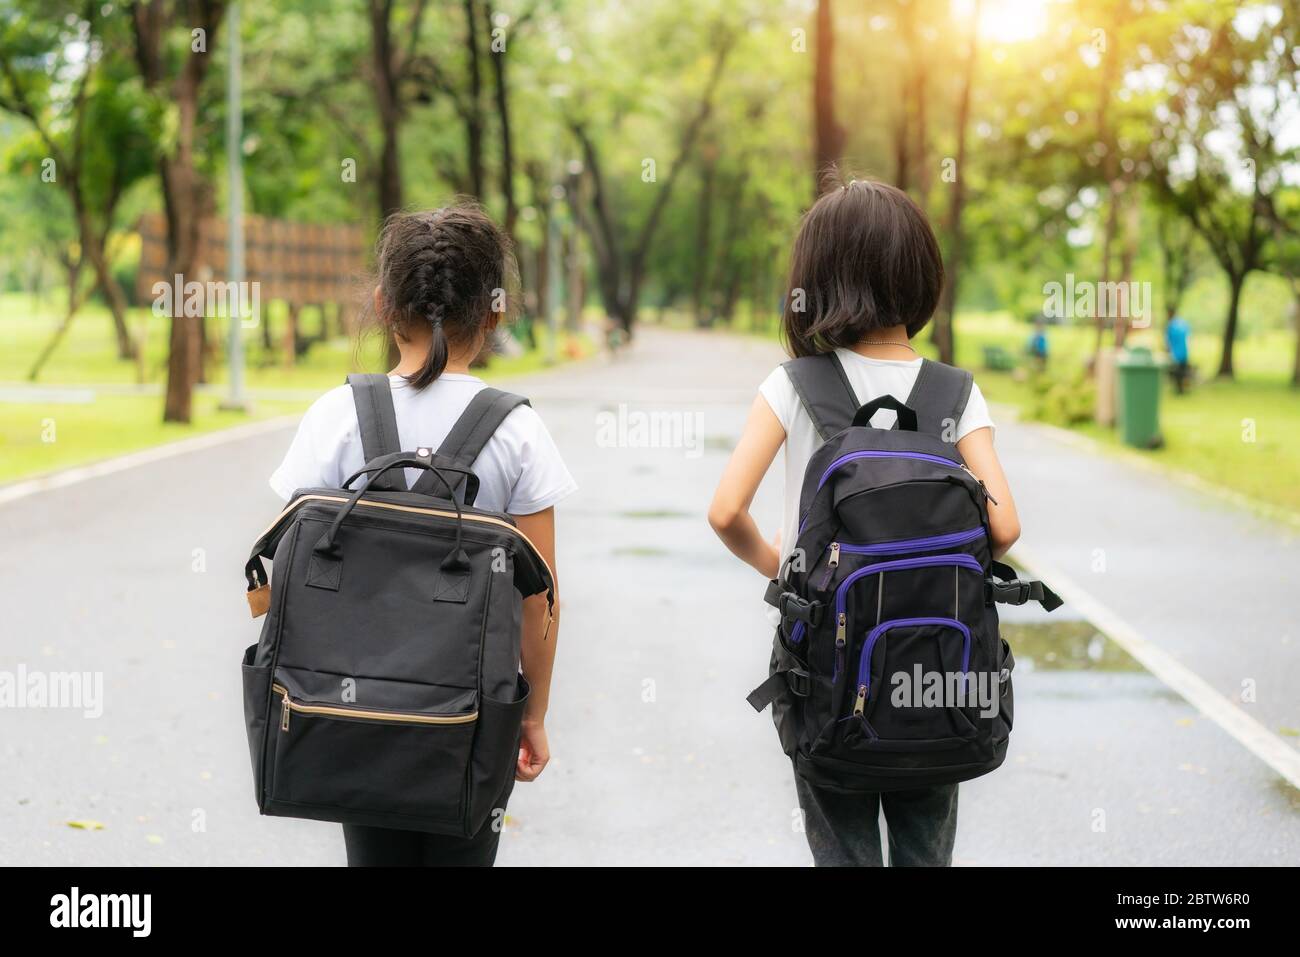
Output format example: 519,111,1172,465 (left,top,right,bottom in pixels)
784,354,973,442
850,394,918,431
342,451,481,506
317,451,470,571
